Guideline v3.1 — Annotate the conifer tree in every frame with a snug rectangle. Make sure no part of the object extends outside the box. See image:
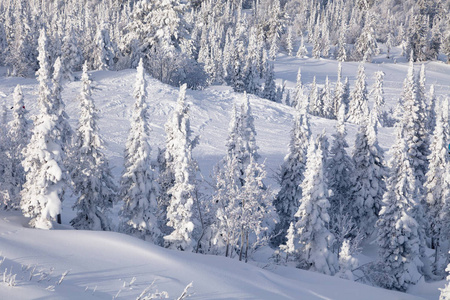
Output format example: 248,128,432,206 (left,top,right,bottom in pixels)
333,63,345,116
21,29,67,229
424,98,450,276
296,35,308,58
309,76,323,116
376,125,425,291
262,63,277,102
273,104,310,245
441,264,450,300
295,136,337,275
71,62,117,231
291,67,304,109
347,62,368,124
322,76,334,119
401,59,429,196
327,106,355,237
371,71,385,128
6,85,29,208
120,59,161,242
164,84,200,251
286,27,293,56
351,112,386,237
